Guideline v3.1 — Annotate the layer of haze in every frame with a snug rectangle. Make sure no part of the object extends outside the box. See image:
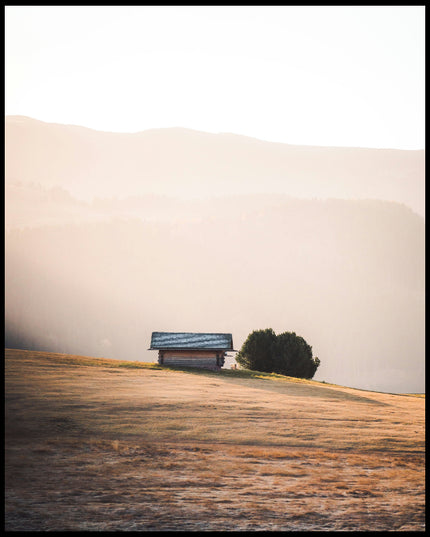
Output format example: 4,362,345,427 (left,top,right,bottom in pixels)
5,117,425,394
